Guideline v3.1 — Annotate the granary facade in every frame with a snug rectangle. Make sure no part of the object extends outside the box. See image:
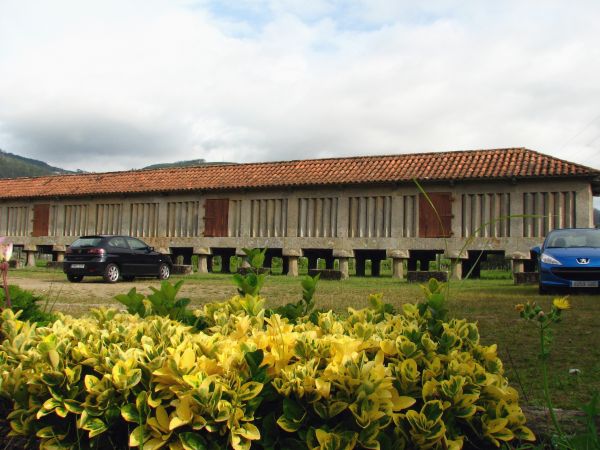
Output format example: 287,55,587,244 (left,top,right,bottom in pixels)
0,148,598,278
